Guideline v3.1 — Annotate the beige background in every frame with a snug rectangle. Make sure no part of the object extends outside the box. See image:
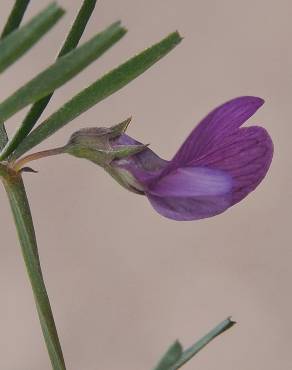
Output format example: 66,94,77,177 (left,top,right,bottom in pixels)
0,0,290,369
